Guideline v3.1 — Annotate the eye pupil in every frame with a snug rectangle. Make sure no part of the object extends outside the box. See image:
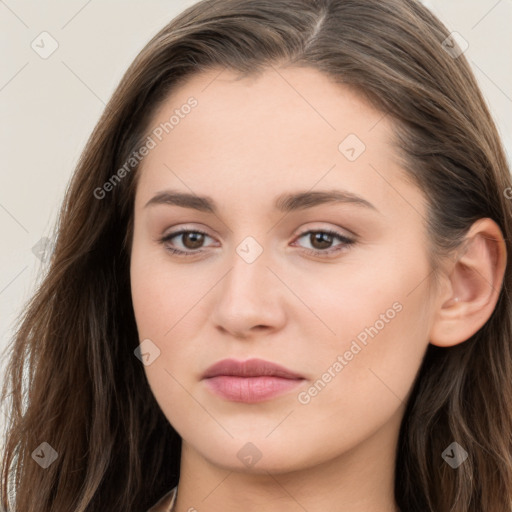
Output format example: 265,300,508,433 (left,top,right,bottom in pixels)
183,232,204,249
311,232,333,249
